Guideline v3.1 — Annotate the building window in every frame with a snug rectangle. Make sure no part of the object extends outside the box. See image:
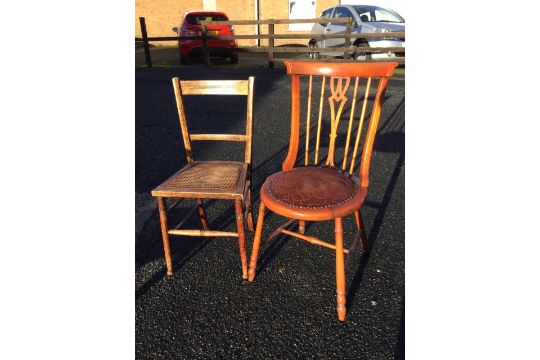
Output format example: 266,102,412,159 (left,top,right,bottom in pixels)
288,0,316,31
